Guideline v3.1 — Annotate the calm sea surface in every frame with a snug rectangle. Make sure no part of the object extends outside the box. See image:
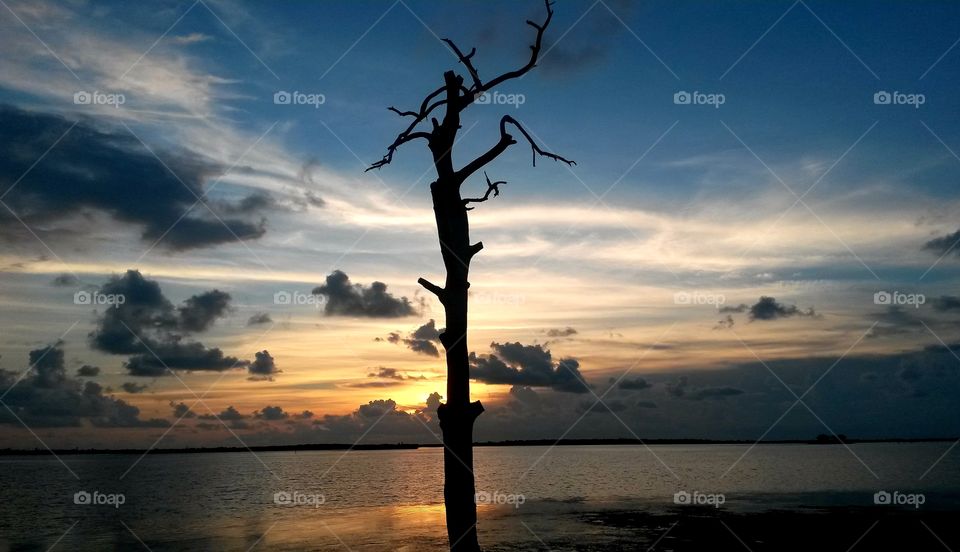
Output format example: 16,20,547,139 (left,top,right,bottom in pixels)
1,443,958,550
